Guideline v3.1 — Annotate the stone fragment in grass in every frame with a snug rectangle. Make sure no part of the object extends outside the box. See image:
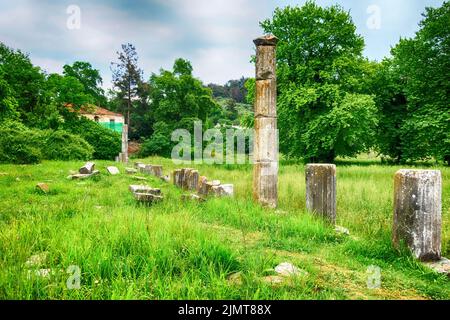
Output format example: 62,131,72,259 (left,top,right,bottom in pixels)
197,176,208,195
79,162,95,174
151,165,163,178
107,166,120,175
129,185,161,195
227,272,243,285
137,164,146,173
274,262,307,277
36,183,49,194
206,180,221,194
134,162,144,169
25,252,48,268
125,168,138,174
335,225,350,236
161,175,170,183
173,169,182,187
424,258,450,277
181,194,205,202
218,184,234,197
67,170,100,180
133,193,163,203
